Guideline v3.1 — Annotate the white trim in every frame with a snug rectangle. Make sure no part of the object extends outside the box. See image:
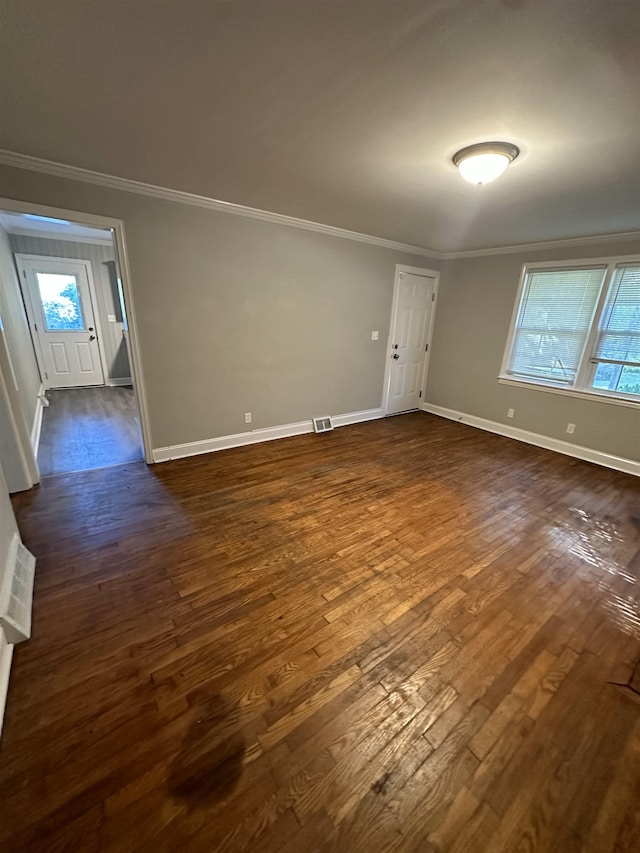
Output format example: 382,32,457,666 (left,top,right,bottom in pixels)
0,150,437,259
4,226,112,247
497,376,640,409
382,265,440,415
332,407,383,427
1,149,639,259
30,383,45,454
420,402,639,478
14,253,108,390
0,336,39,490
105,377,132,387
0,628,14,740
152,407,384,463
110,220,153,463
443,231,640,259
0,198,154,464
